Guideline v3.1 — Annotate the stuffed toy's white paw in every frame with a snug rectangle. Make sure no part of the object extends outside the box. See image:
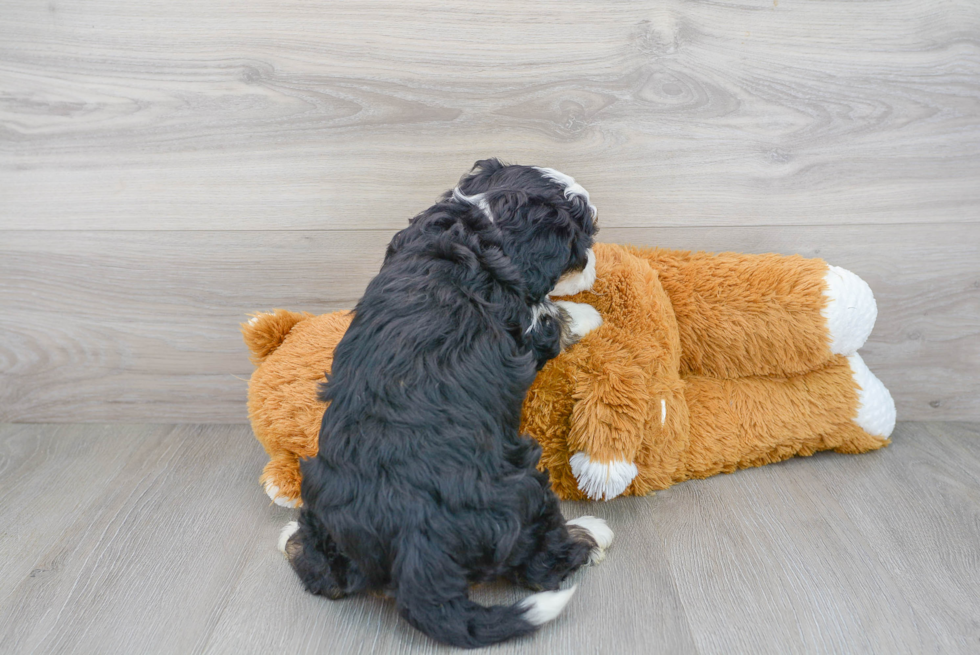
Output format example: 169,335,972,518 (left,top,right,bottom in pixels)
569,452,638,500
264,481,300,509
848,353,896,438
822,265,877,356
554,301,603,340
